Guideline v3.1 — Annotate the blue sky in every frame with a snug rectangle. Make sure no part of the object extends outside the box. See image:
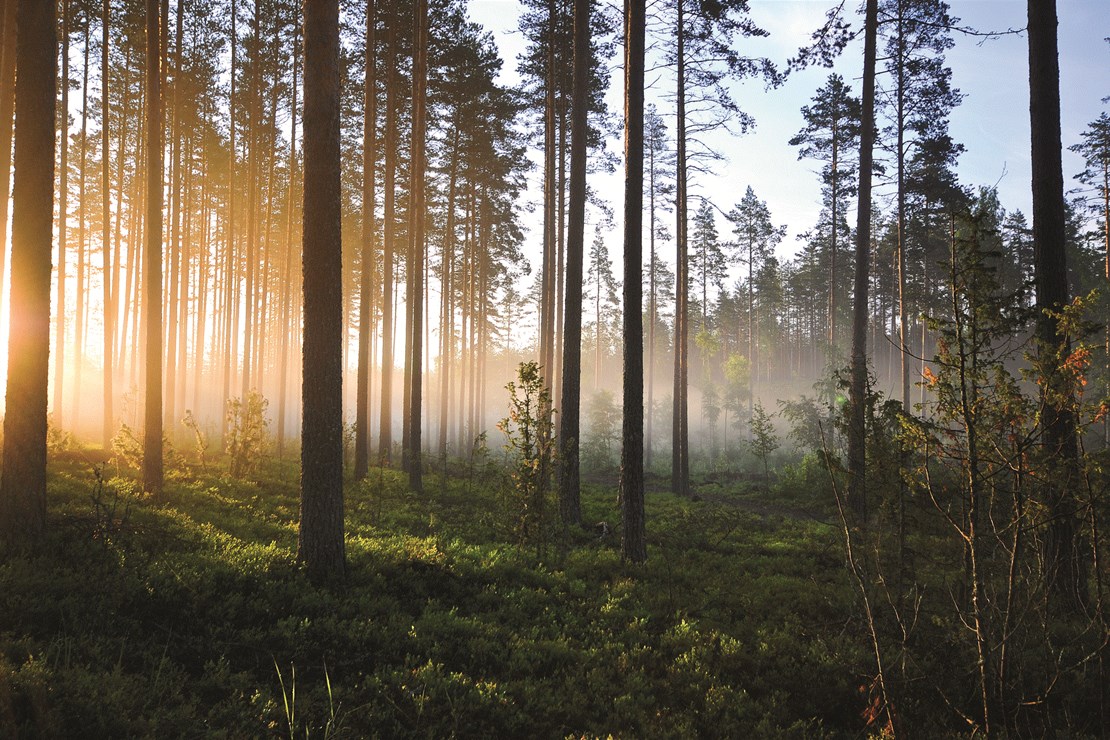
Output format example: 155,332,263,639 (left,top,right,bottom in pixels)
468,0,1108,272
